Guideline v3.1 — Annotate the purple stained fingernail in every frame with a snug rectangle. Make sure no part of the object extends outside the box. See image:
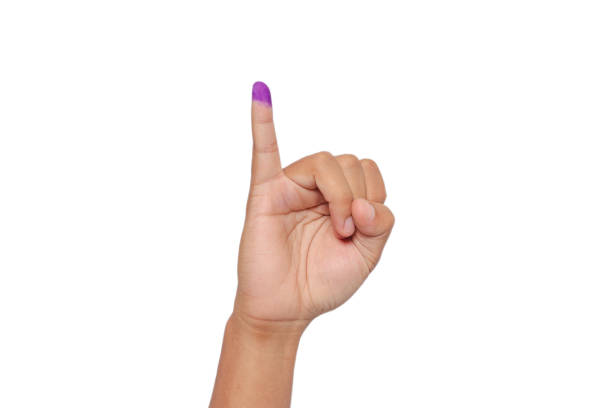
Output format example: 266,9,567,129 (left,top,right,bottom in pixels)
252,81,272,106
